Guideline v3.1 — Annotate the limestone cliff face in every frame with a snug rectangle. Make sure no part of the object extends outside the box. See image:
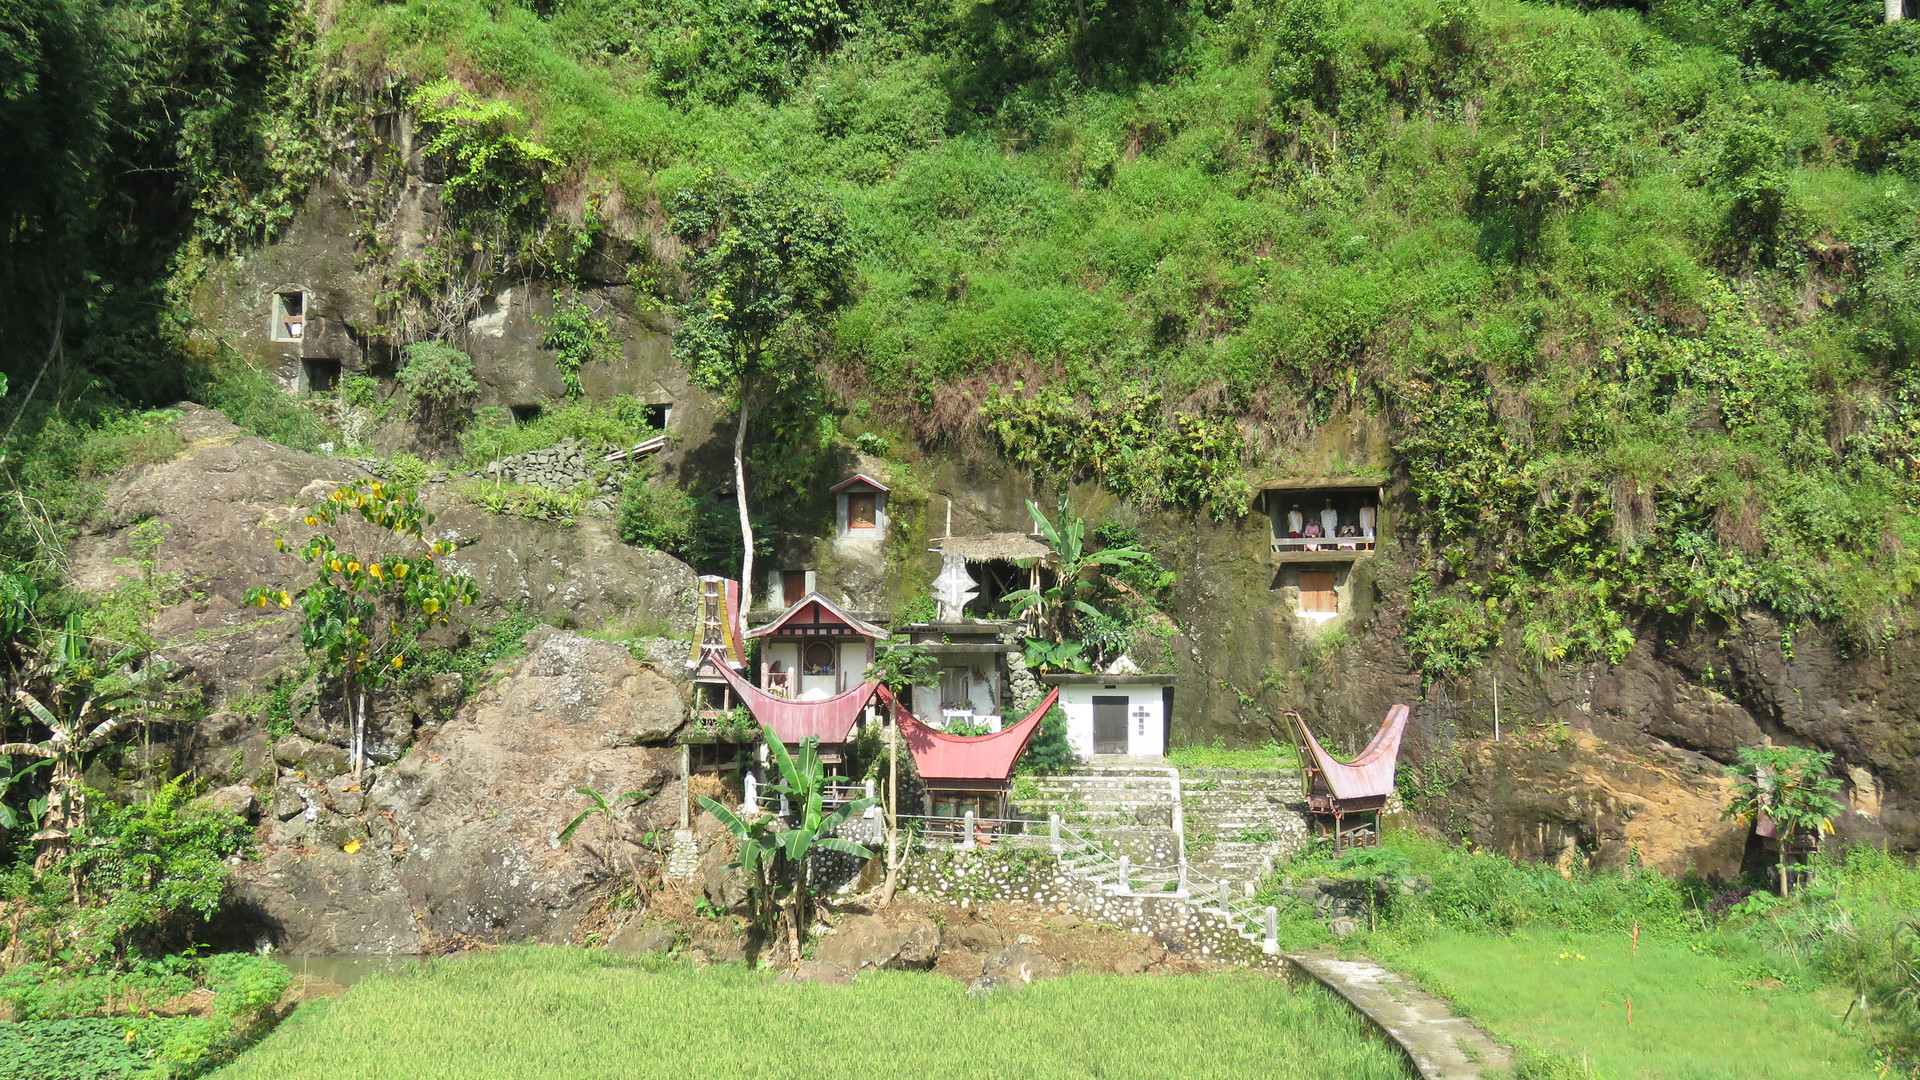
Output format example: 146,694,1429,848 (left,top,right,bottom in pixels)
169,132,1920,876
